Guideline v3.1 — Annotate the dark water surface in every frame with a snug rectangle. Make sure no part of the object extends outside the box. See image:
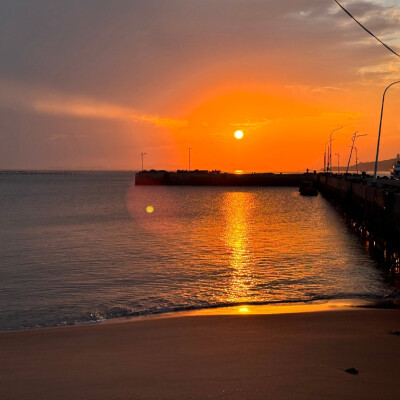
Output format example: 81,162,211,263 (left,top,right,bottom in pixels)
0,172,394,330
